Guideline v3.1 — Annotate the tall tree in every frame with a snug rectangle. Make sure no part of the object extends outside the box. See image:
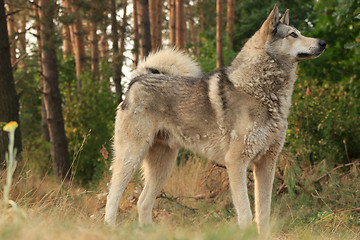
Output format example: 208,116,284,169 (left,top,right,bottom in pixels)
33,0,50,141
216,0,224,68
118,0,128,91
89,21,99,81
0,0,22,165
62,25,72,57
61,0,72,58
18,14,27,70
149,0,162,50
187,2,197,56
99,19,109,59
175,0,185,49
168,0,176,46
132,0,139,67
226,0,235,49
110,0,122,101
40,0,71,180
89,0,107,81
65,0,86,90
5,2,17,68
138,0,151,58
